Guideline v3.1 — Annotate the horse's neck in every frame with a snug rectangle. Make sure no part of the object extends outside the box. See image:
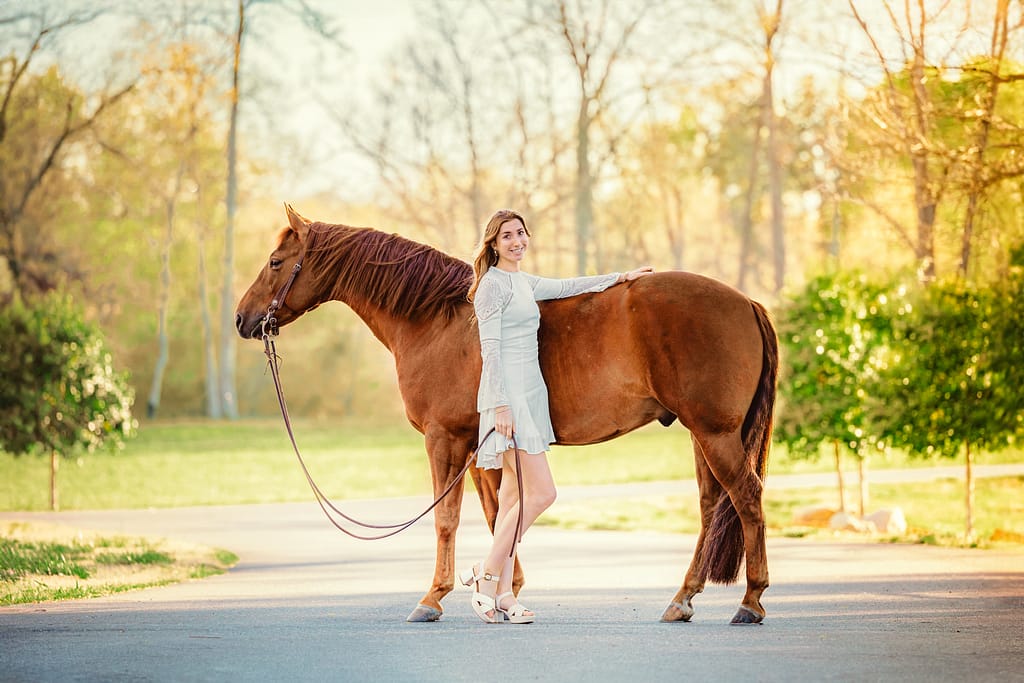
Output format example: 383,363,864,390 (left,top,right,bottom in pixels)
338,294,406,352
312,224,465,352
